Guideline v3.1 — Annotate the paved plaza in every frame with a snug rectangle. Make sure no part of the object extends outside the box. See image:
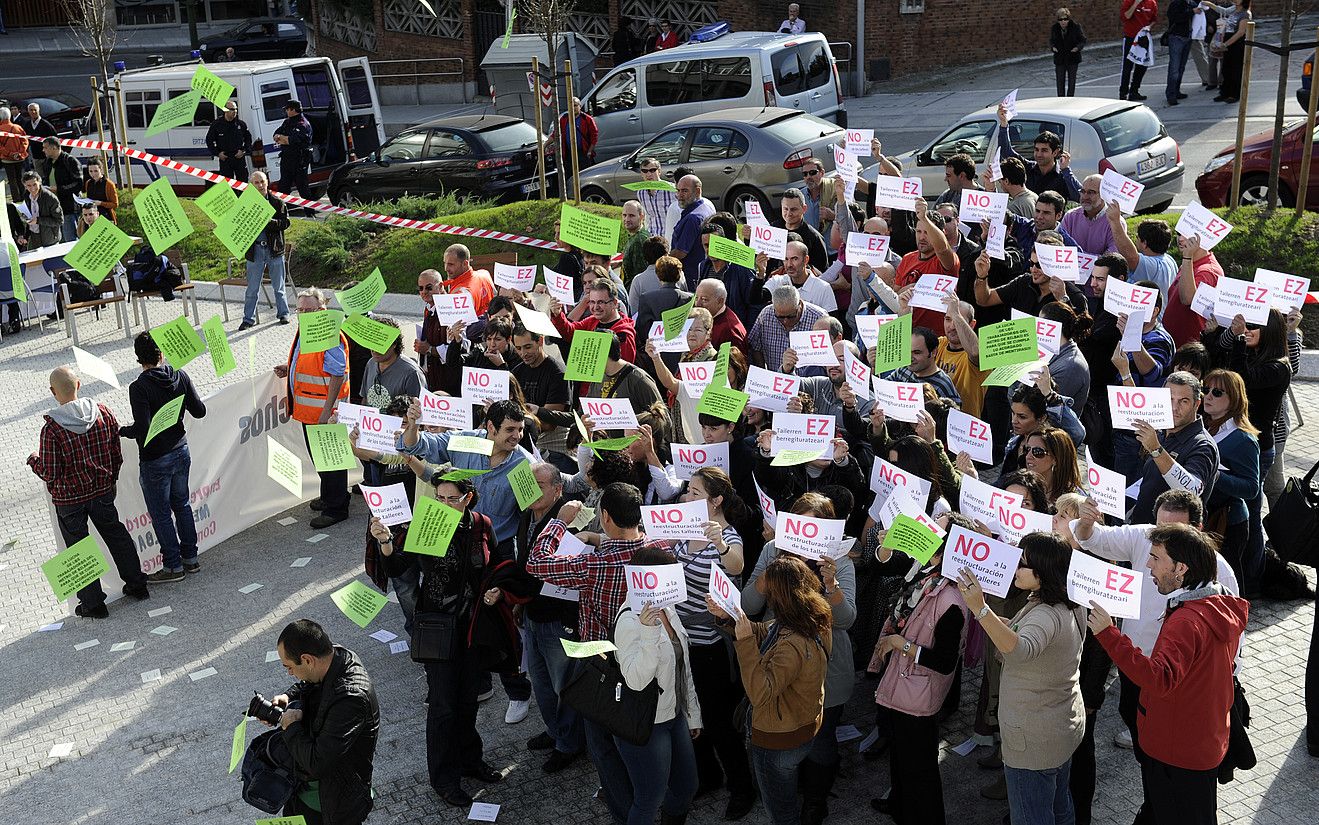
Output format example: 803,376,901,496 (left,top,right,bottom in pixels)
0,291,1314,825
